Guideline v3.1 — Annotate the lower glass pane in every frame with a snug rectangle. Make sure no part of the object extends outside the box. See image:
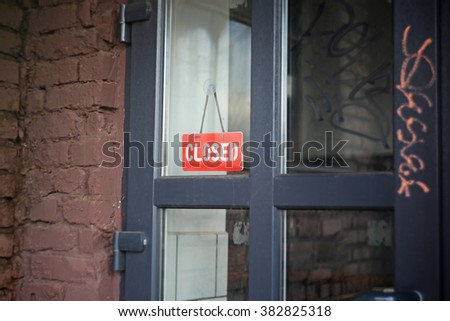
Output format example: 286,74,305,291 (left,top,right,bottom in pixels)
162,209,248,300
284,210,394,300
